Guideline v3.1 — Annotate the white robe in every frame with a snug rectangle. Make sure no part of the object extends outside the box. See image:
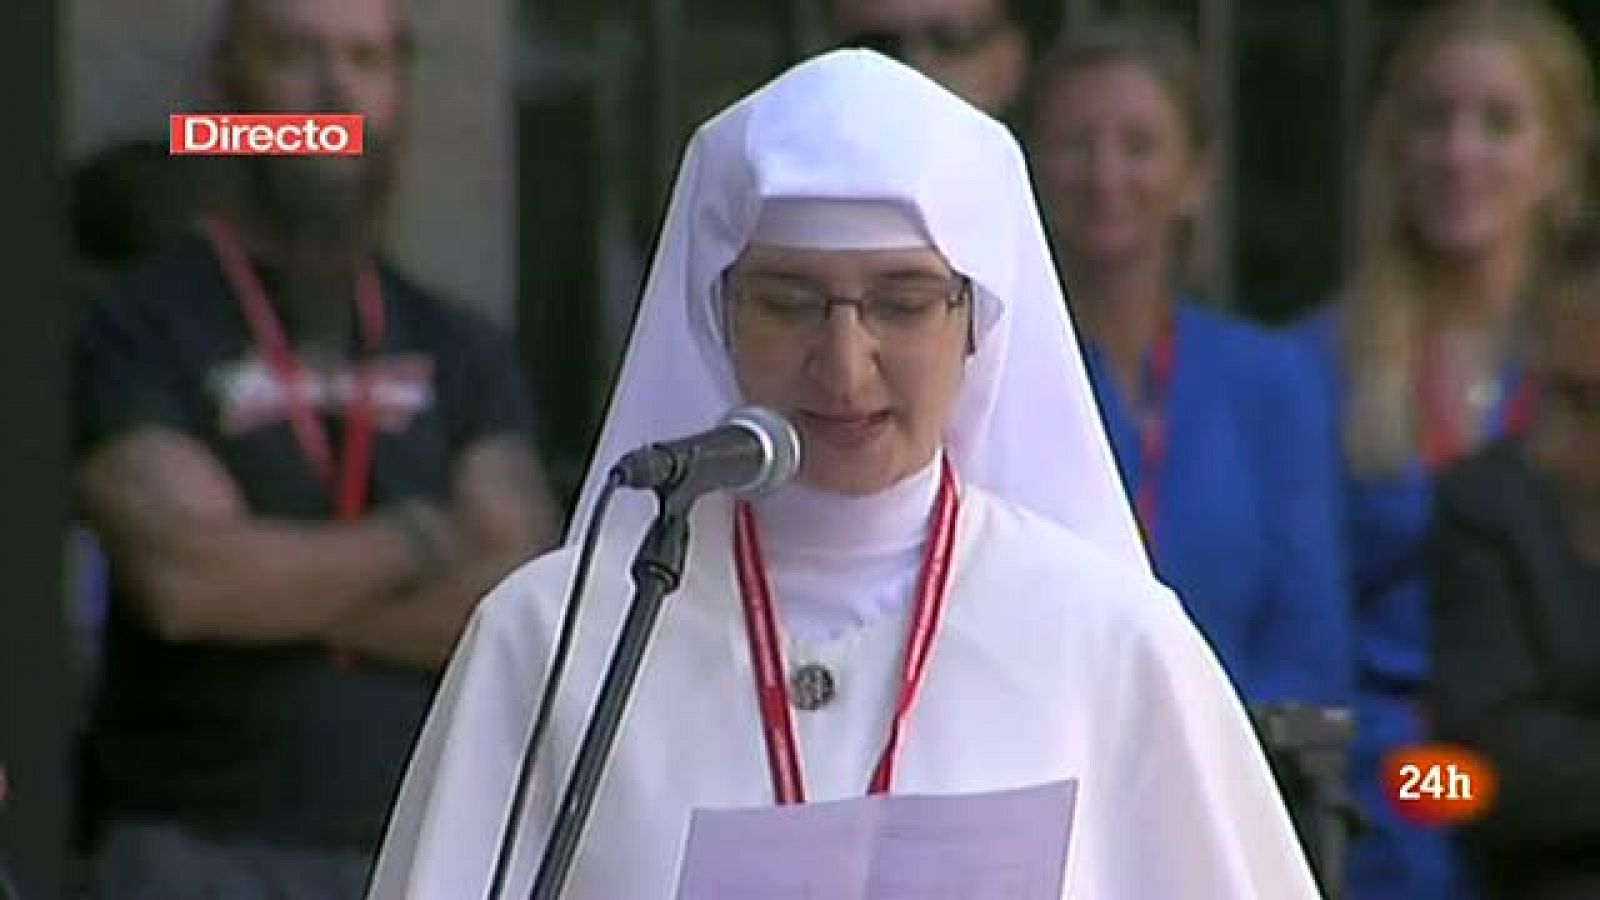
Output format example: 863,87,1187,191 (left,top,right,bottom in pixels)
367,485,1322,898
